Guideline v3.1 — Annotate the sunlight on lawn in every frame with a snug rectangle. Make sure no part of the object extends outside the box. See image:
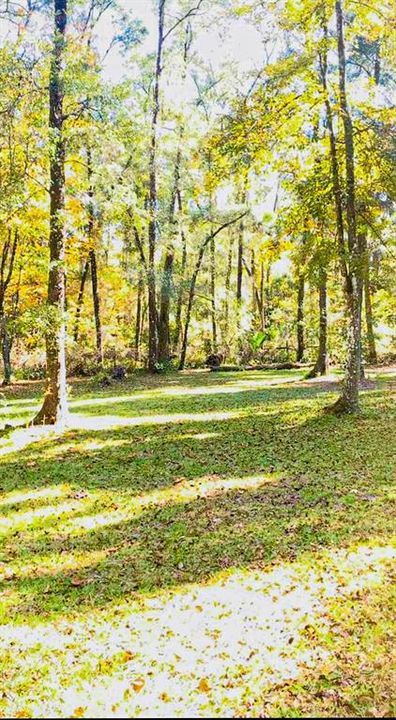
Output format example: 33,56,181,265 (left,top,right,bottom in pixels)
0,470,278,540
63,472,280,535
0,425,58,456
0,499,86,532
1,547,108,582
0,408,248,456
172,431,221,441
0,485,66,507
70,408,249,431
0,542,393,718
1,370,303,421
0,472,277,581
68,394,317,432
67,376,302,408
0,369,395,717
